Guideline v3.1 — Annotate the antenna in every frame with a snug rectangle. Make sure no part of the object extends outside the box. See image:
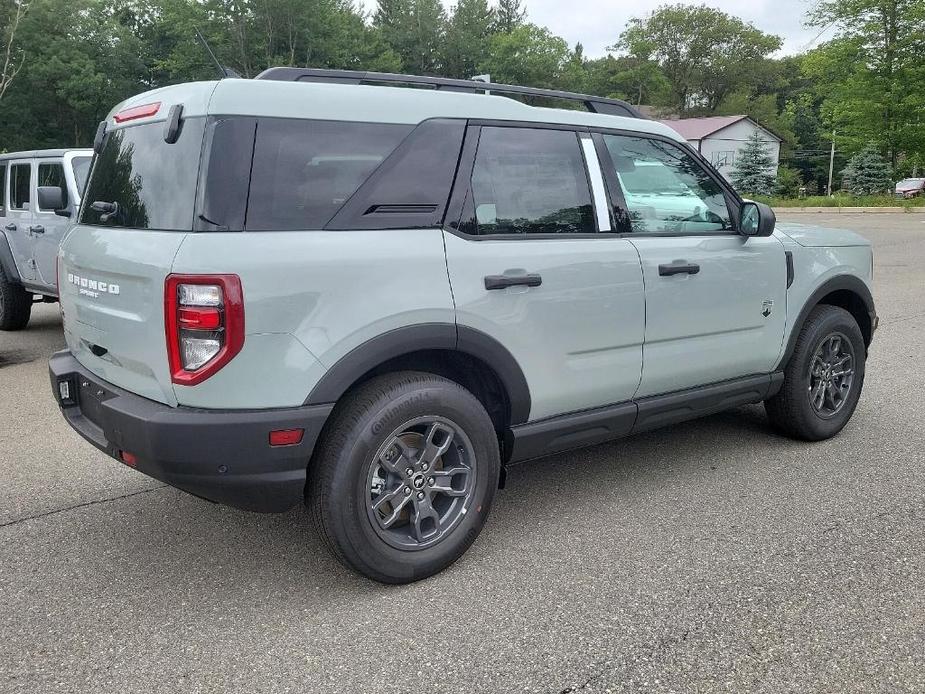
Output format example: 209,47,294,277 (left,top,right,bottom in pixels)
195,28,239,79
